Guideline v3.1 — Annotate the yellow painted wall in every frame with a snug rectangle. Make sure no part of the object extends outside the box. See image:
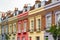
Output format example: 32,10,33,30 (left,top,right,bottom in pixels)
9,34,17,40
29,7,44,15
28,31,45,40
28,15,45,40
